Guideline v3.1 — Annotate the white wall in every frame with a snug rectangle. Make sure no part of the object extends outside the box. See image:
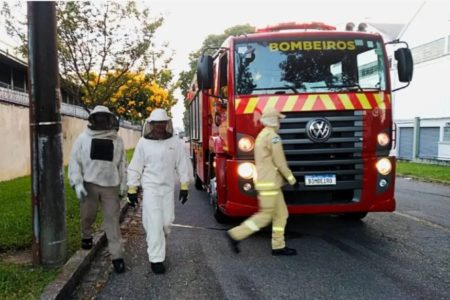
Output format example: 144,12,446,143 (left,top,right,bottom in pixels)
393,55,450,119
0,103,141,181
